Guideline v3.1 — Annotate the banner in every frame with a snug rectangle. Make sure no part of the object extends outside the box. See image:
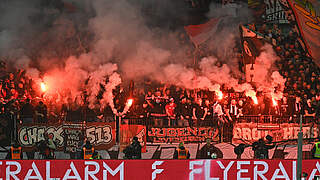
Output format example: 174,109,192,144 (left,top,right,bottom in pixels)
2,160,320,179
63,124,84,153
265,0,289,23
120,124,147,153
148,127,219,143
279,0,320,65
184,18,221,46
18,122,116,151
233,122,319,143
